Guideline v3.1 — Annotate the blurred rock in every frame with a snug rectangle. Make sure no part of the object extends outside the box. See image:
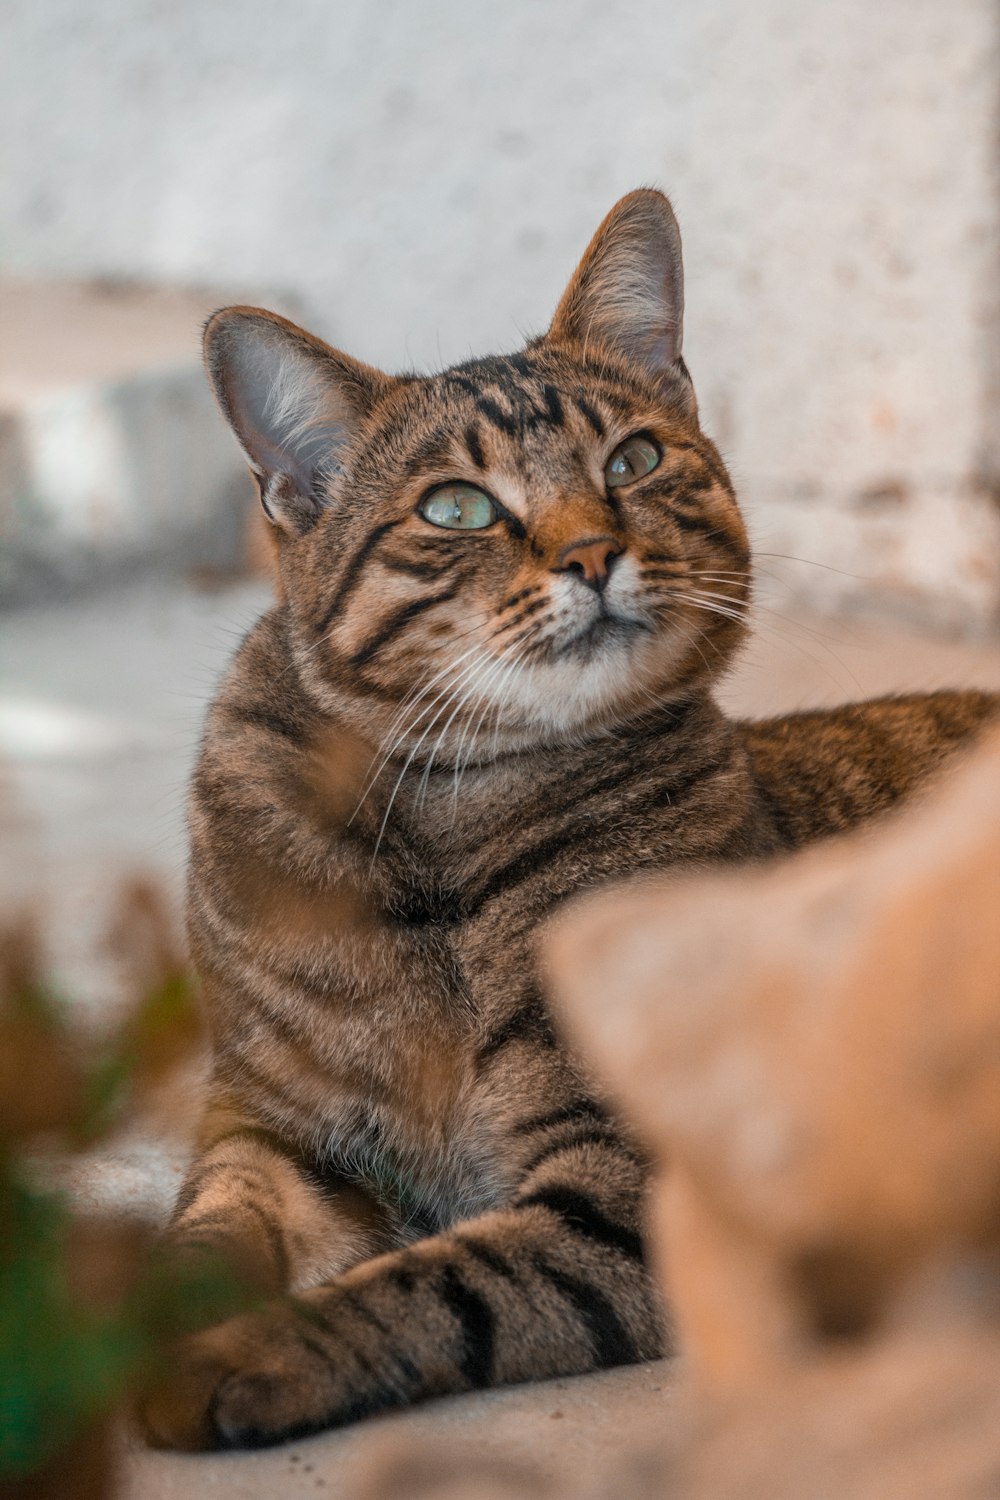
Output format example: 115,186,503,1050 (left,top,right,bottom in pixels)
544,727,1000,1498
0,280,257,603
